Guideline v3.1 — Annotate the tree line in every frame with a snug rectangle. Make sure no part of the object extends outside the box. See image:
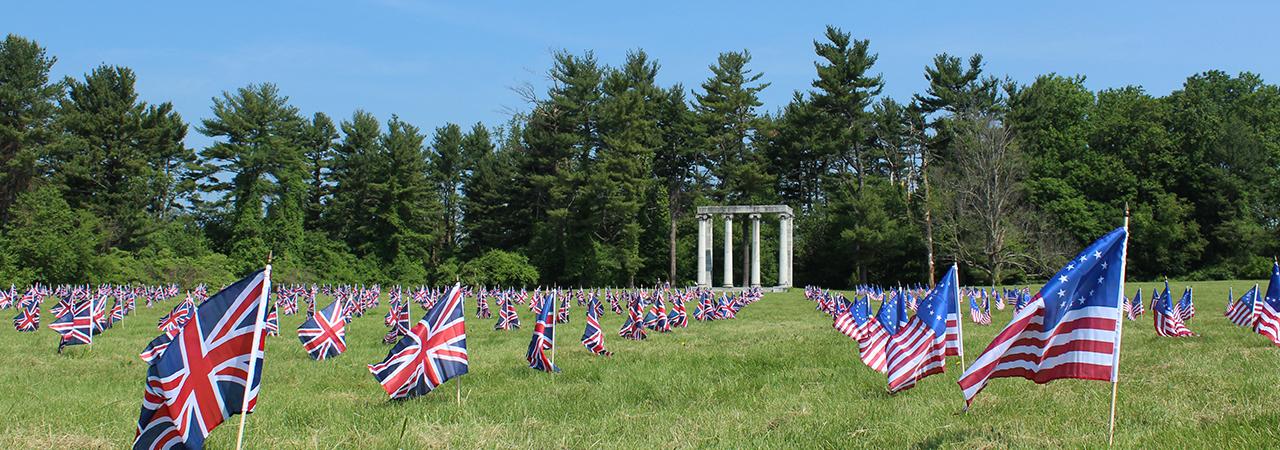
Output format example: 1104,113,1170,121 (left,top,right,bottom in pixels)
0,27,1276,288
